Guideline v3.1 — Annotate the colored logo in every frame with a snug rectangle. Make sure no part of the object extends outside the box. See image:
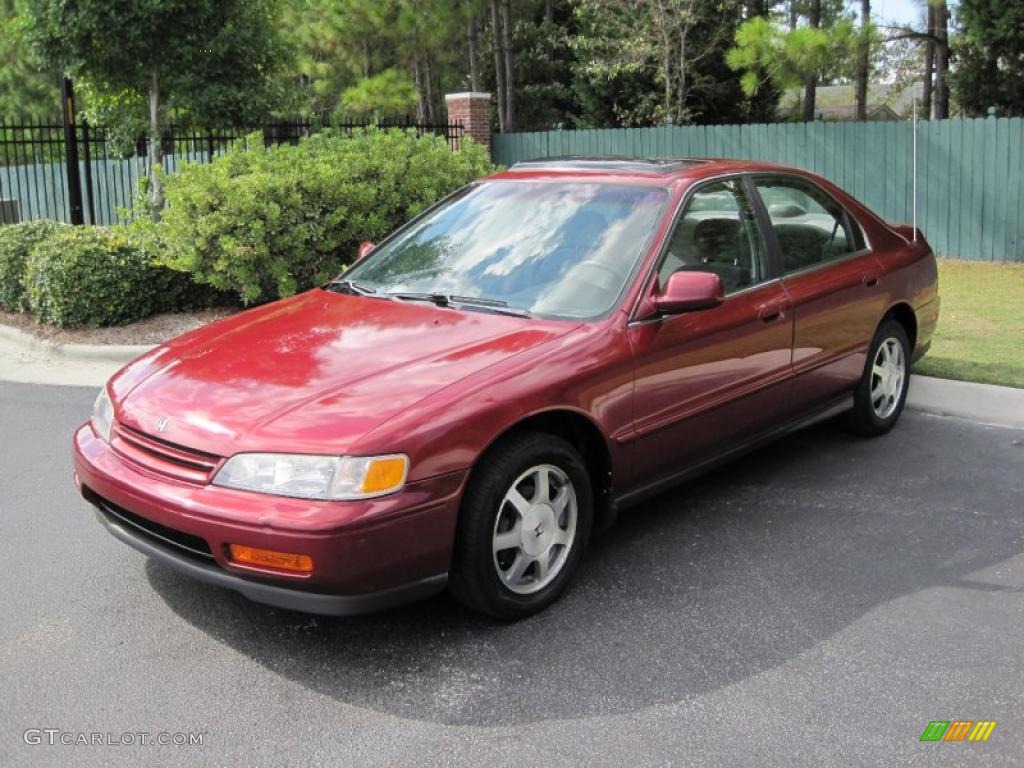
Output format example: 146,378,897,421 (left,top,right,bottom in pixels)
920,721,997,742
